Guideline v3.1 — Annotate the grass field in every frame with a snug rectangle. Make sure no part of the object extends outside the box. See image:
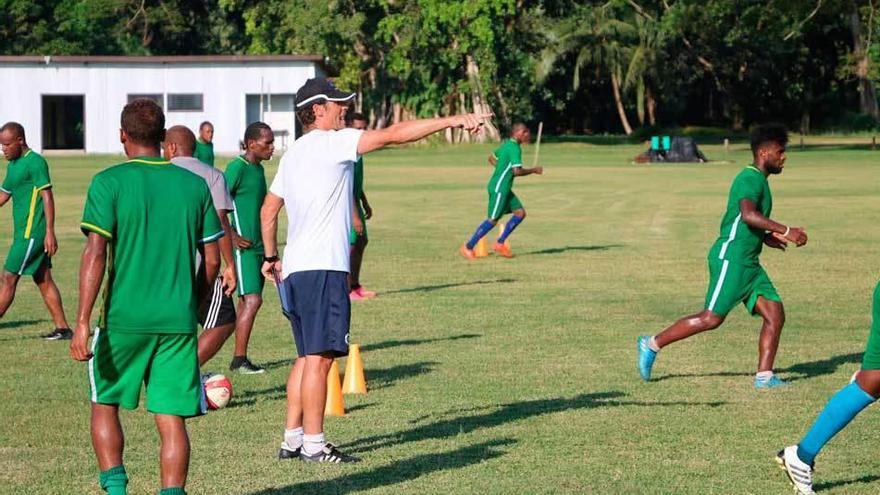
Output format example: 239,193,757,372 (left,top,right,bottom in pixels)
2,138,880,494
